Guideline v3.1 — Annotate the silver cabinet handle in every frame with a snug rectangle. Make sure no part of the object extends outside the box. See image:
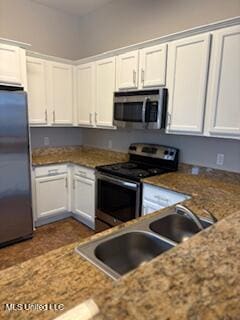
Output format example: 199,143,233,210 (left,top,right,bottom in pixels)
167,112,172,127
53,110,56,123
72,179,75,189
89,112,92,124
77,170,87,176
133,70,137,85
45,109,47,122
141,69,144,84
65,177,68,189
48,169,58,175
95,112,98,124
154,195,169,203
